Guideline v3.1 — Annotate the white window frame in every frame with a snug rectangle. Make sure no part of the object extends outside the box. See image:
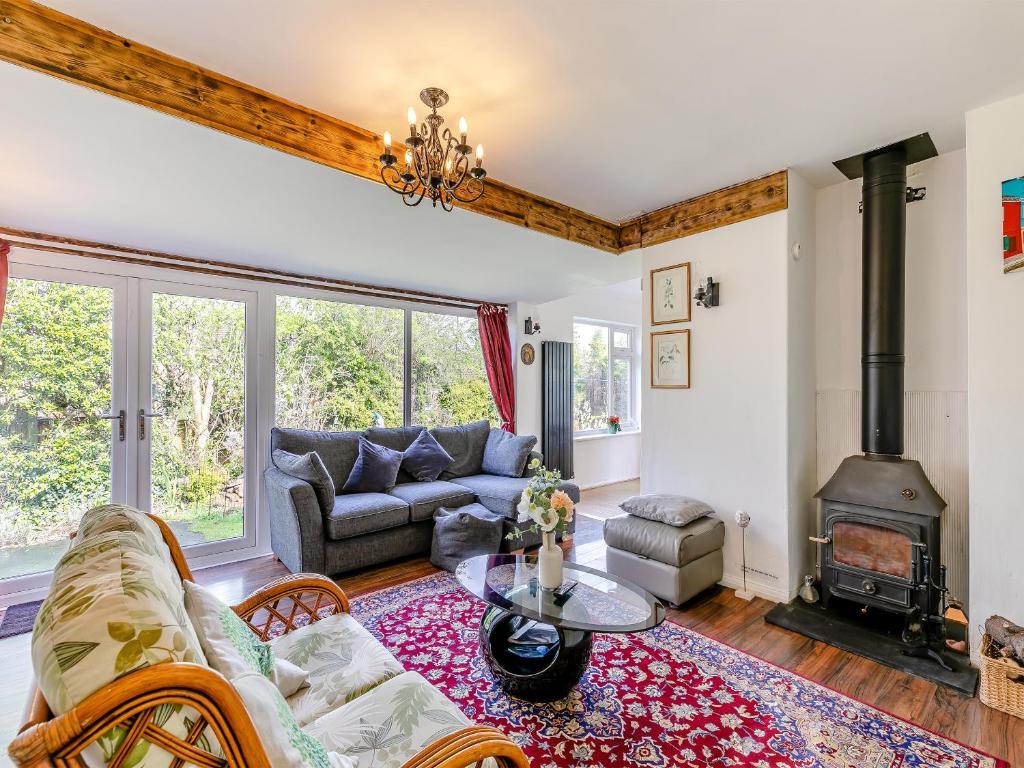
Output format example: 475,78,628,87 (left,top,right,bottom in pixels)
573,318,640,437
